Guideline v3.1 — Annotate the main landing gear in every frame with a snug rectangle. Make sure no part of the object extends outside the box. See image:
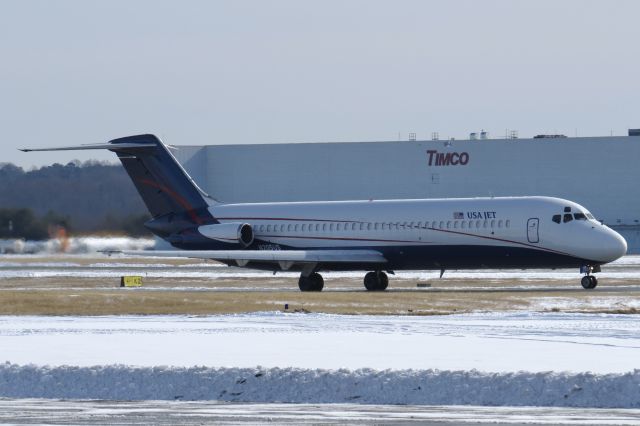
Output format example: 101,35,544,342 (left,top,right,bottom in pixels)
364,271,389,291
580,265,601,290
297,270,390,292
298,272,324,292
